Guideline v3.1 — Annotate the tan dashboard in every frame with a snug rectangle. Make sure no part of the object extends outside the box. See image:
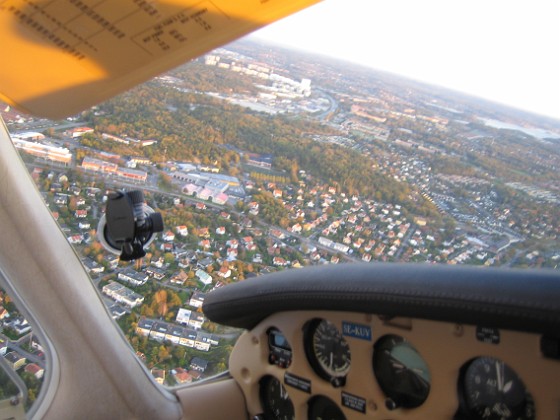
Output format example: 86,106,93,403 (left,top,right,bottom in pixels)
202,263,560,419
228,310,560,419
